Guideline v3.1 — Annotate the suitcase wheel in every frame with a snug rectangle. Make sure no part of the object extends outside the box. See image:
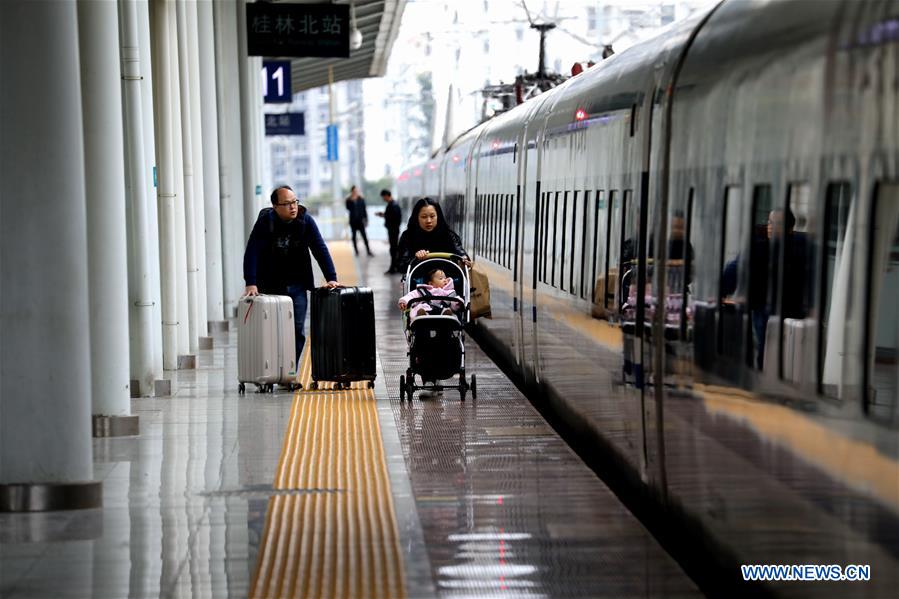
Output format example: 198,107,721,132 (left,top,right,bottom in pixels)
309,381,318,390
238,383,246,395
367,381,375,389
